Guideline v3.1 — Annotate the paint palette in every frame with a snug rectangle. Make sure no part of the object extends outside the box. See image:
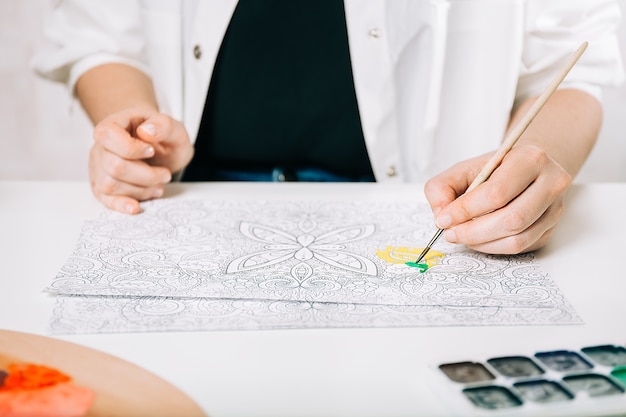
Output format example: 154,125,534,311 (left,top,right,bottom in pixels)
434,344,626,416
0,330,206,417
